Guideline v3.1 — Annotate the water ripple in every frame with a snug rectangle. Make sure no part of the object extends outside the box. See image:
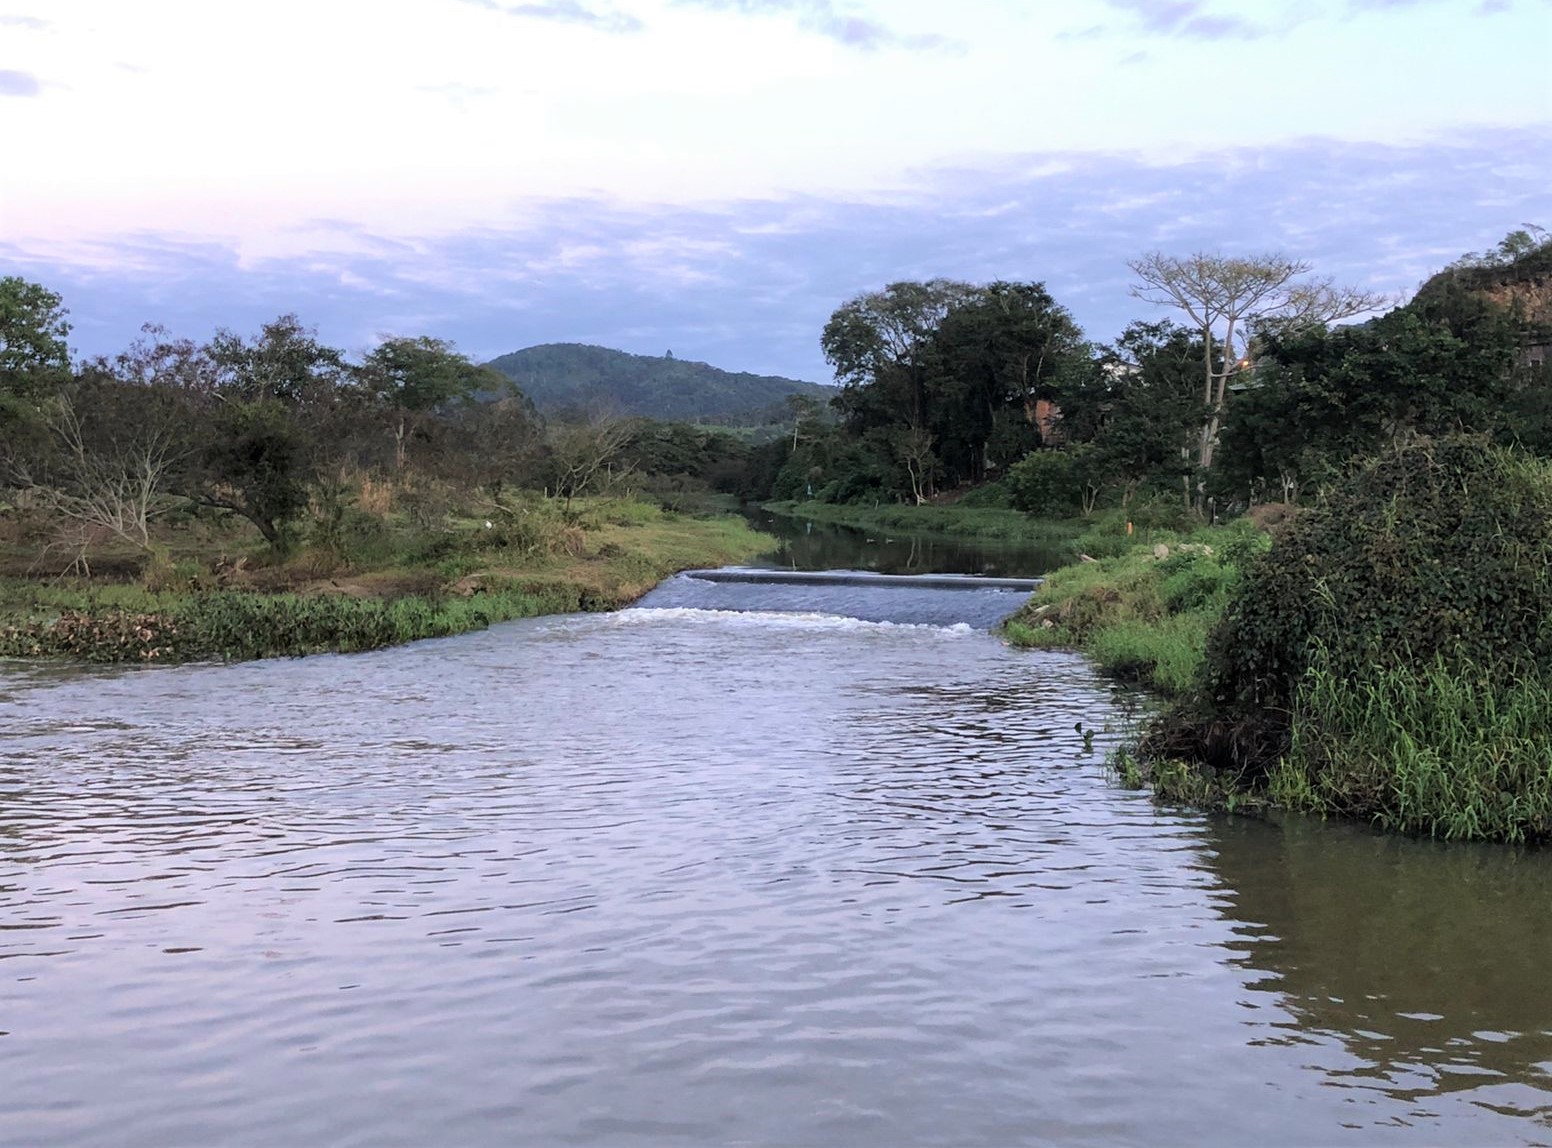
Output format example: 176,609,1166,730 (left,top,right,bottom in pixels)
1,605,1549,1145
